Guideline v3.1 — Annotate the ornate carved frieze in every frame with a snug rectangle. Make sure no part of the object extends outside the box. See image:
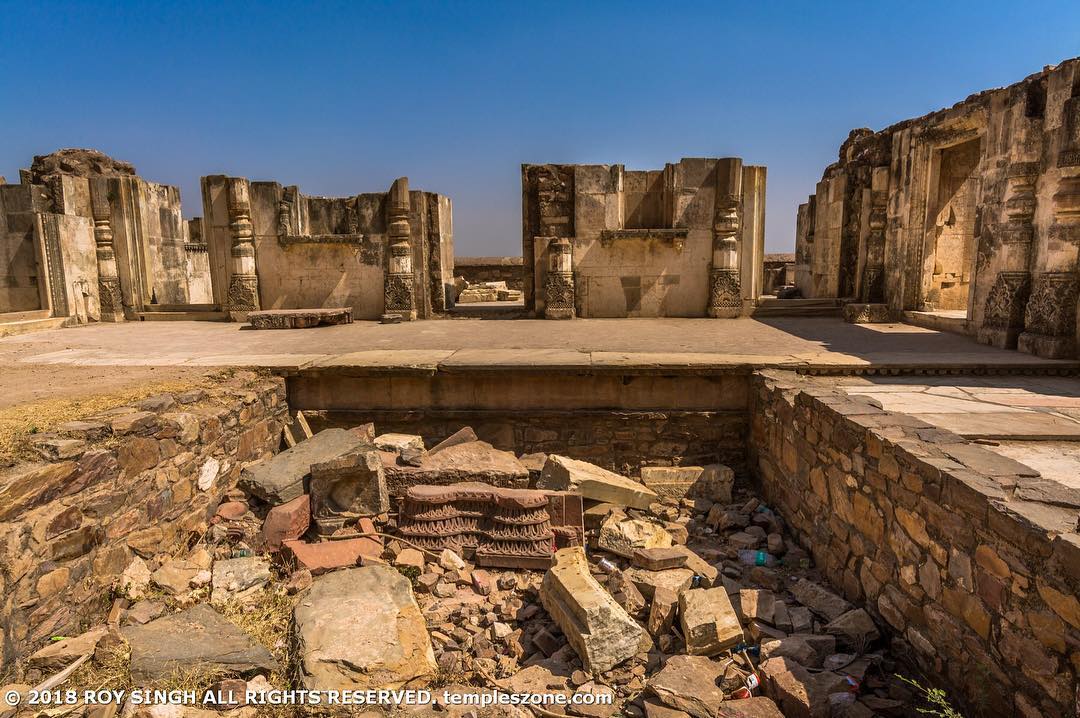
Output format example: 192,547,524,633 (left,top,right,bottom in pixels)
599,228,688,252
1017,272,1079,358
544,237,575,319
384,272,416,314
